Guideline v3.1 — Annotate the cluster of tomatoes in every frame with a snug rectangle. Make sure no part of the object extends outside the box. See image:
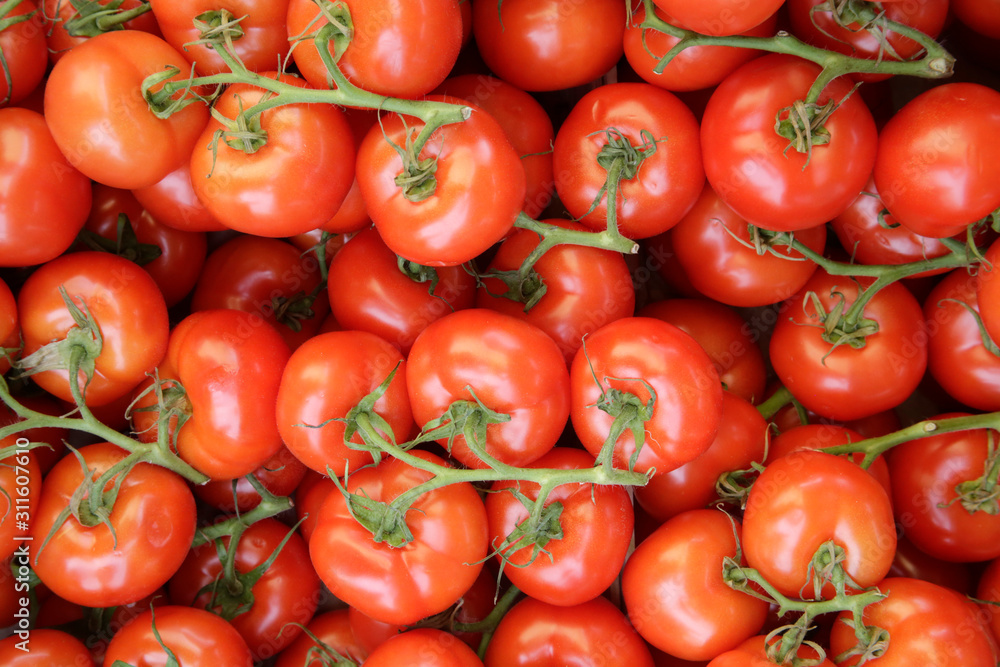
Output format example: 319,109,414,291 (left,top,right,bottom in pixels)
2,0,1000,665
